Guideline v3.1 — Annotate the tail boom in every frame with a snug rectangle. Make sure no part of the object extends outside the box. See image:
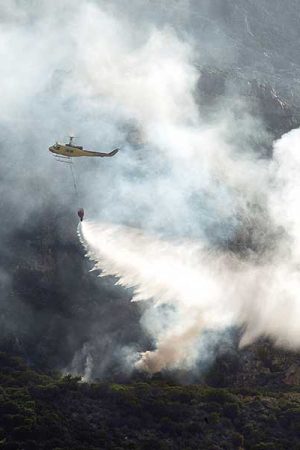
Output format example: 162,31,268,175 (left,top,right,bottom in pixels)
85,148,119,157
